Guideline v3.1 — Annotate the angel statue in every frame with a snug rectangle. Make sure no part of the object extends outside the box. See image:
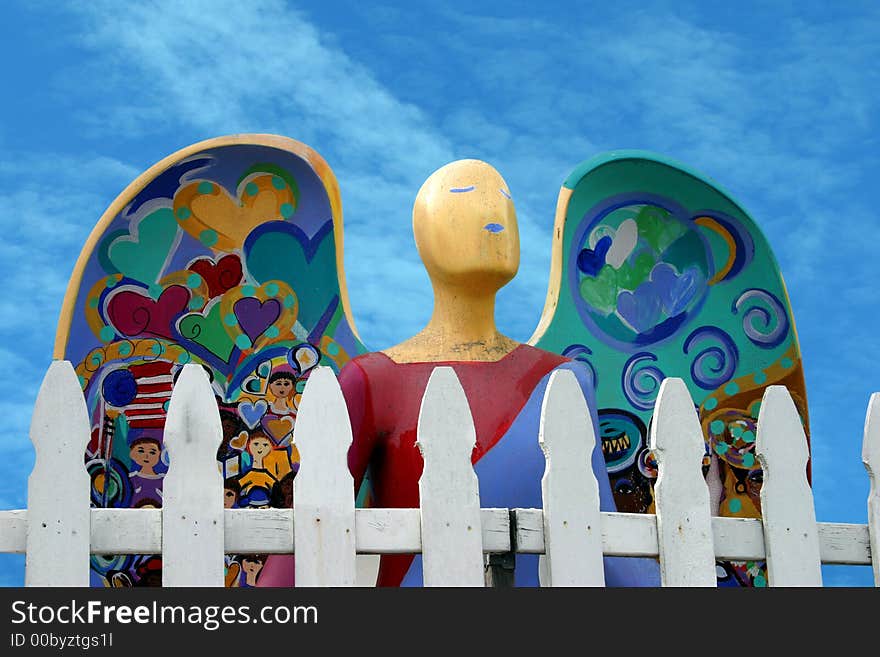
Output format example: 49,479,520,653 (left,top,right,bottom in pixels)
53,134,808,588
